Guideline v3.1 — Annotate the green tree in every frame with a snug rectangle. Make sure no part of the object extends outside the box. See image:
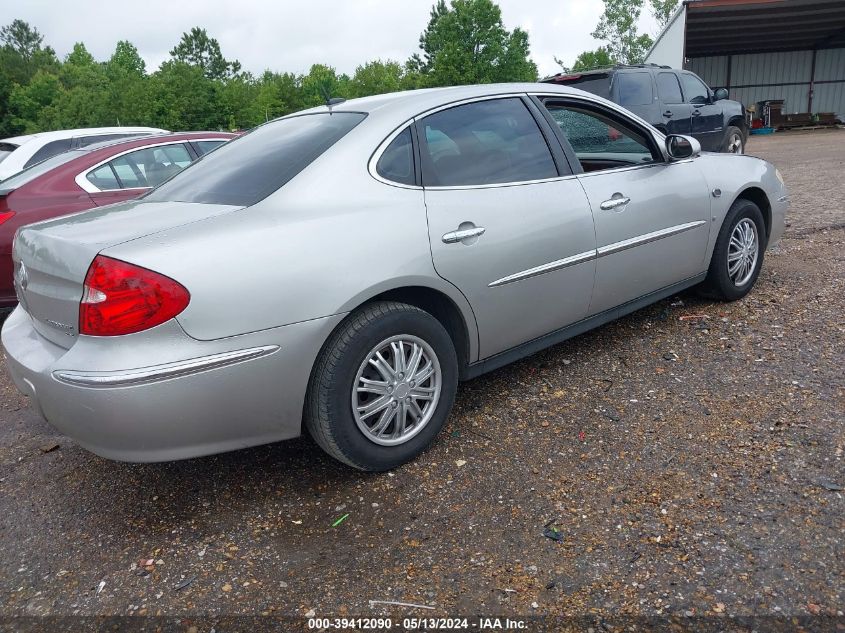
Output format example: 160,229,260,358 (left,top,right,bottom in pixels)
591,0,653,65
6,70,63,132
169,27,241,81
255,71,303,121
349,60,404,98
554,47,615,73
411,0,537,86
108,40,146,76
147,61,224,130
649,0,680,29
300,64,349,107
